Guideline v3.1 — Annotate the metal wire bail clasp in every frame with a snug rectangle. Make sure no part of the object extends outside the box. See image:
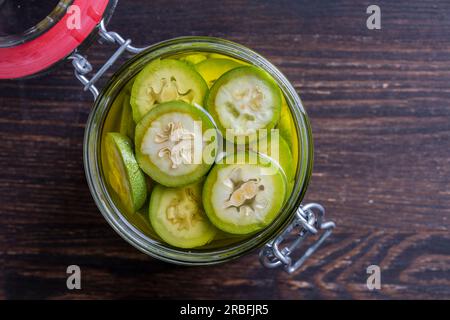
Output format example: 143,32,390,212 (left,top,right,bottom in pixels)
69,20,148,100
259,203,335,274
